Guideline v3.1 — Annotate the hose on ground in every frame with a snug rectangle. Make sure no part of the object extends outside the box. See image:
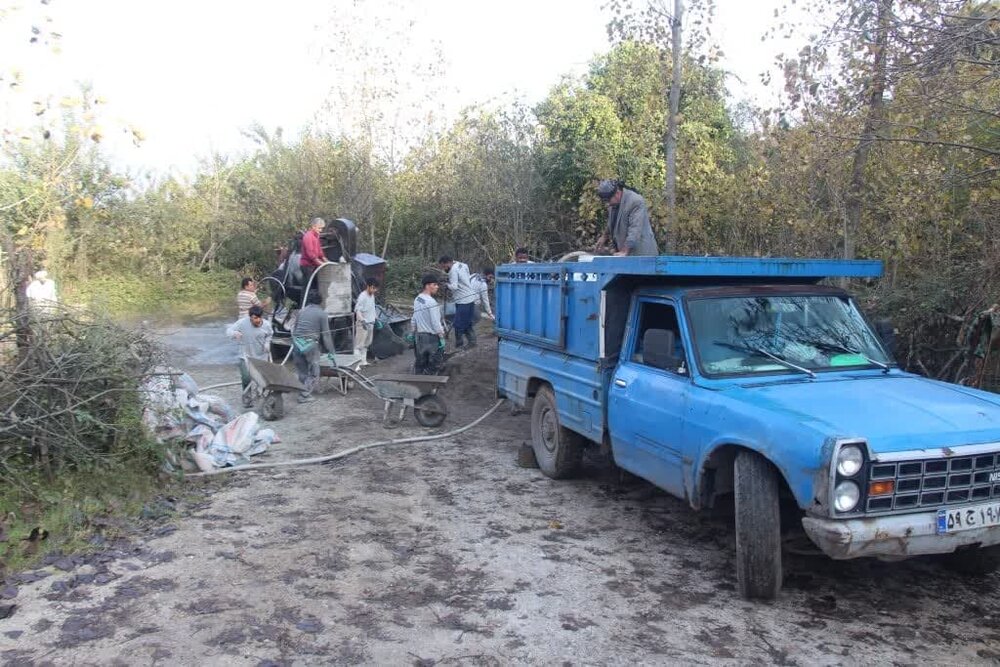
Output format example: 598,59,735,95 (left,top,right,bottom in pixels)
185,398,507,478
200,380,244,392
